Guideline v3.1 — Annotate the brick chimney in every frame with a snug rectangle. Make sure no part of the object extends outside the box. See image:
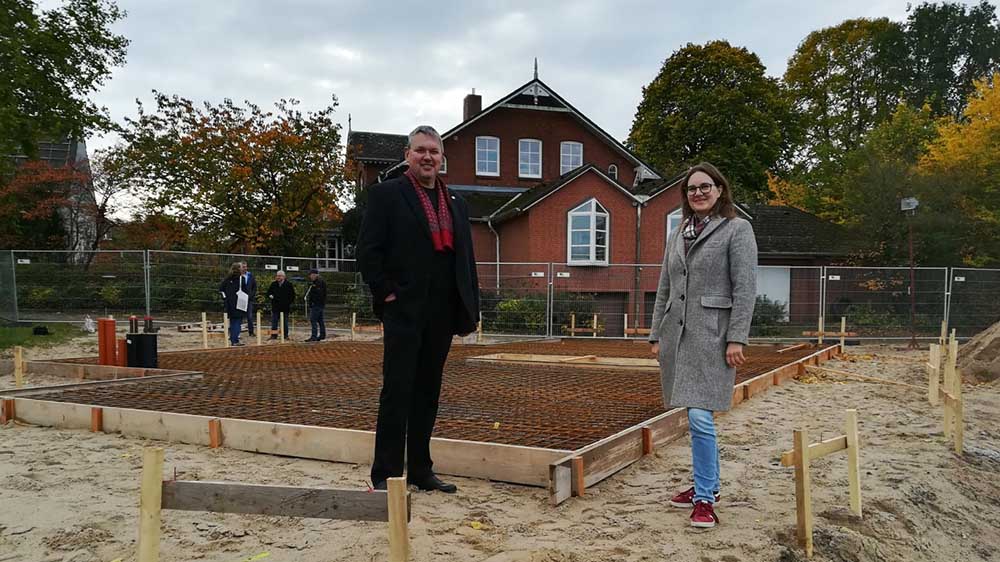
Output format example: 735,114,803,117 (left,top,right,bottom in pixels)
463,88,482,121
